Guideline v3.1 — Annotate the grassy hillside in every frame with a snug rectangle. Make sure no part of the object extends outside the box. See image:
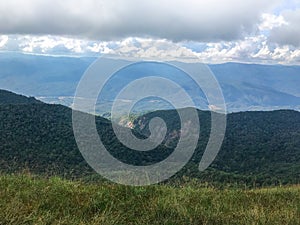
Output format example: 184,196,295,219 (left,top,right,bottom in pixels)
0,174,299,225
